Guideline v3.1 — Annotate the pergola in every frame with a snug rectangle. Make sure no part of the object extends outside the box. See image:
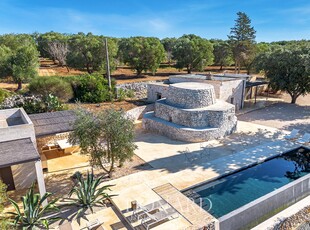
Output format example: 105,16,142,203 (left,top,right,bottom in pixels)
245,81,269,103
